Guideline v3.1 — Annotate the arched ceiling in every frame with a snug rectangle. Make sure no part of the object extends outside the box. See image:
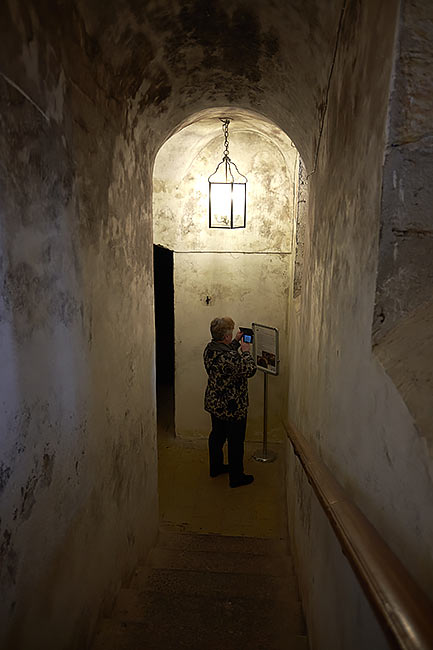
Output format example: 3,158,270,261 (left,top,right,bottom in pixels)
155,107,297,182
75,0,344,169
153,107,299,253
